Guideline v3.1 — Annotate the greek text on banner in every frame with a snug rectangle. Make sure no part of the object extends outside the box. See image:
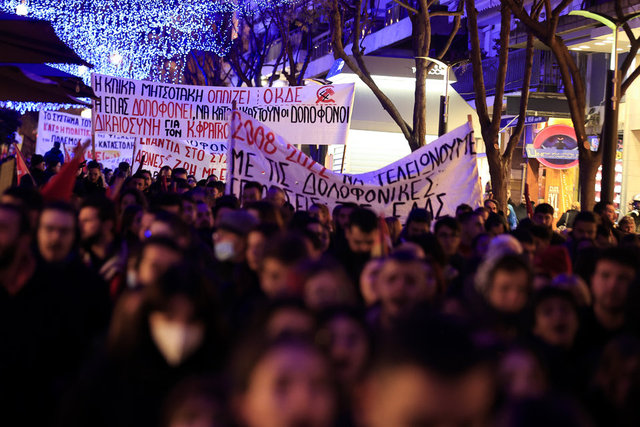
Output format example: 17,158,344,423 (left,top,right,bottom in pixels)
226,111,483,219
91,73,355,146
